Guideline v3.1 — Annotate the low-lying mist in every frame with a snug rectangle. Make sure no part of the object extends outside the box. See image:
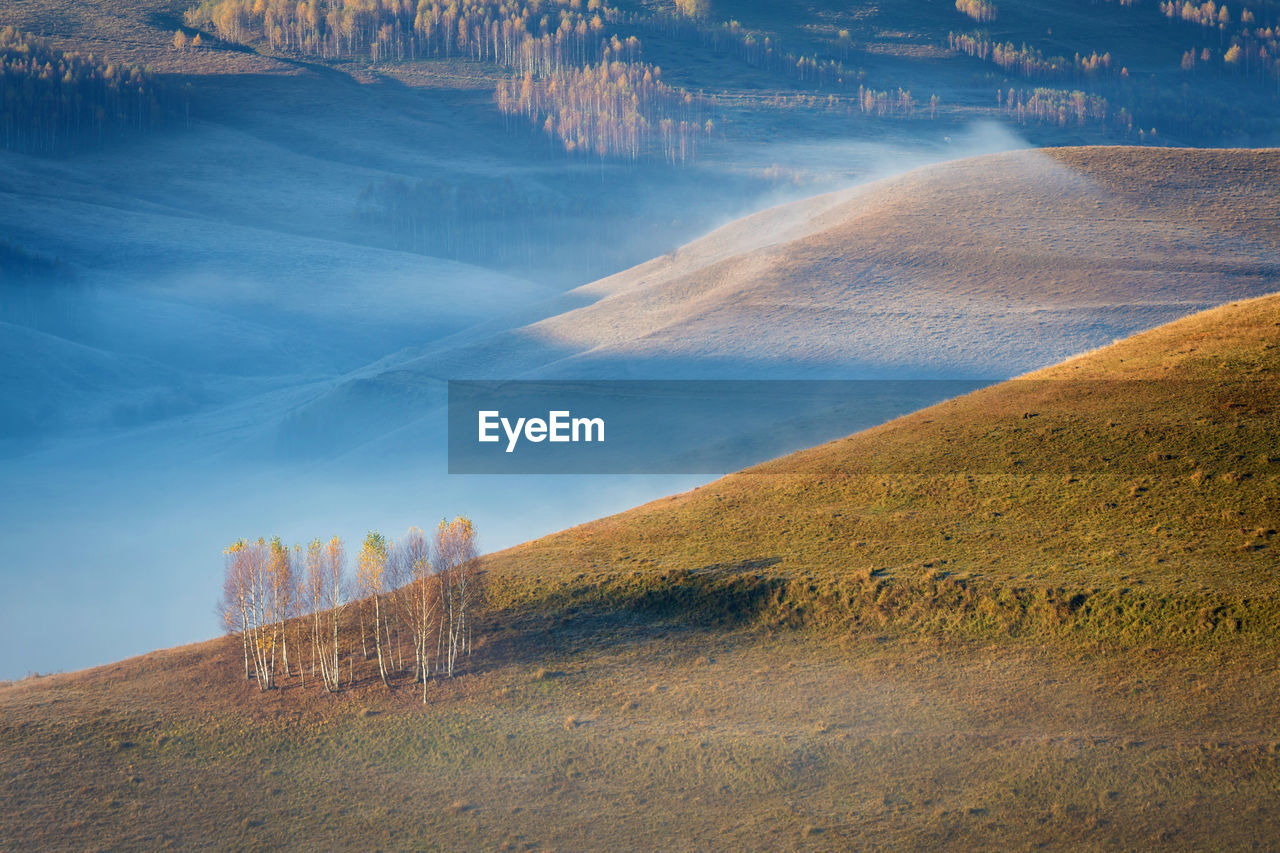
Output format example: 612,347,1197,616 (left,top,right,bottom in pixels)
0,119,1094,680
